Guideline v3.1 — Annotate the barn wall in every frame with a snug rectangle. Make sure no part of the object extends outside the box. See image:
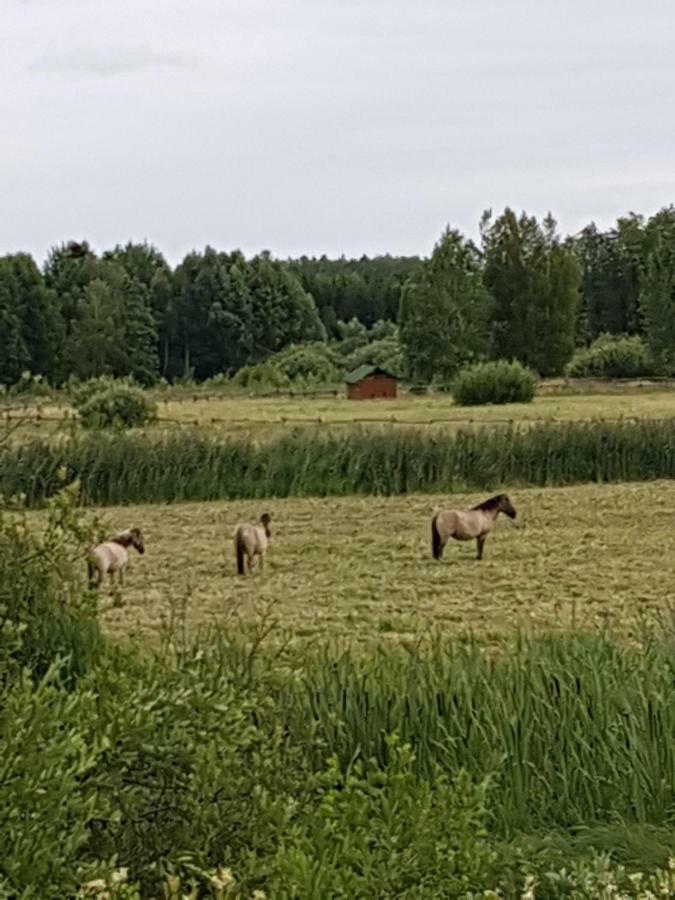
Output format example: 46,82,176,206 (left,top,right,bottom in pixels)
347,375,397,399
